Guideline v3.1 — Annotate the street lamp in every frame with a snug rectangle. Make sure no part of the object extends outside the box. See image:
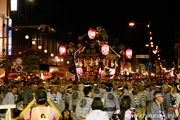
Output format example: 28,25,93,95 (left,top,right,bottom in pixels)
38,45,42,50
55,56,58,59
32,40,36,45
50,53,54,57
129,22,135,26
44,49,47,53
55,56,59,65
145,44,149,47
60,58,63,62
25,35,29,39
